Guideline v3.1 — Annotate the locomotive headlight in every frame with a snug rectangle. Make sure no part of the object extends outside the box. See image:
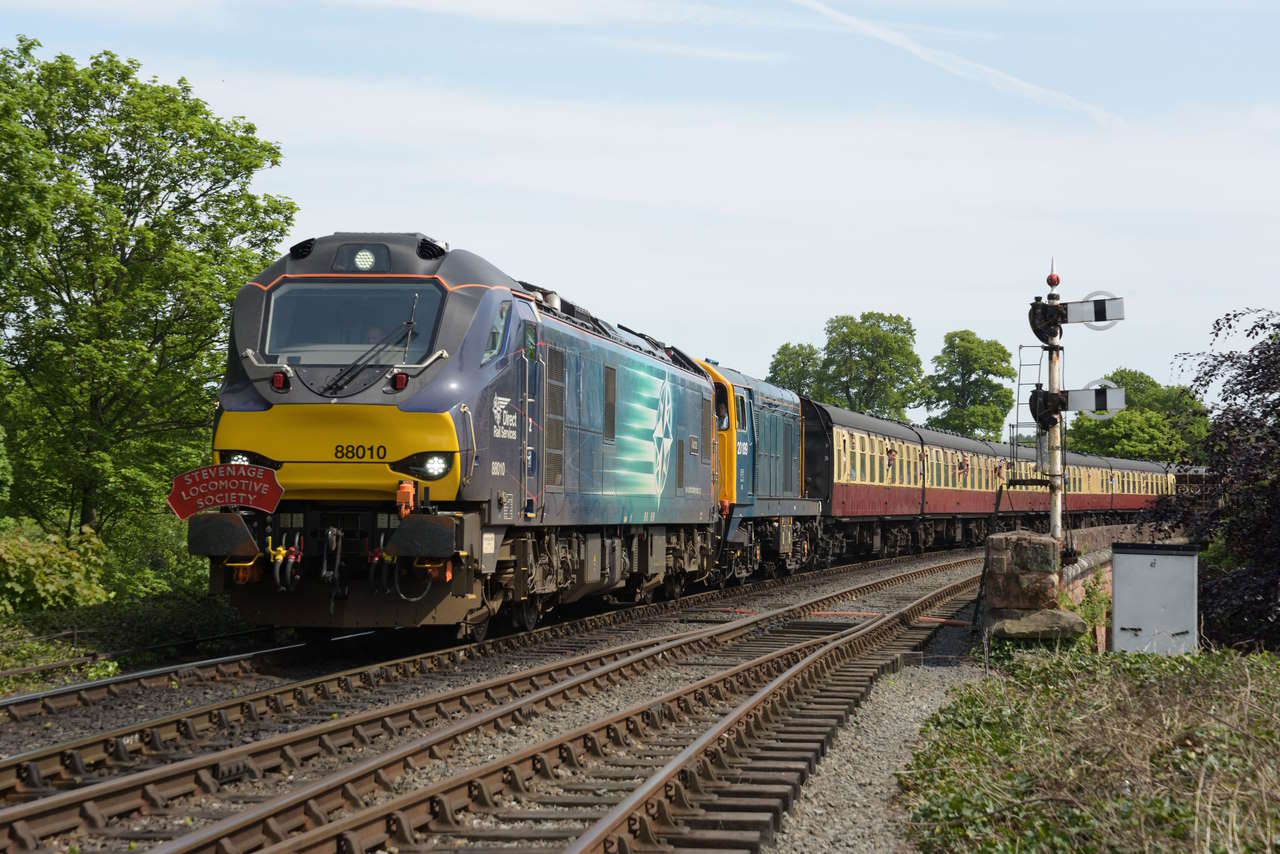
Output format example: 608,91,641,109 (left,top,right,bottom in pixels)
353,248,375,271
391,452,454,481
217,450,282,469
